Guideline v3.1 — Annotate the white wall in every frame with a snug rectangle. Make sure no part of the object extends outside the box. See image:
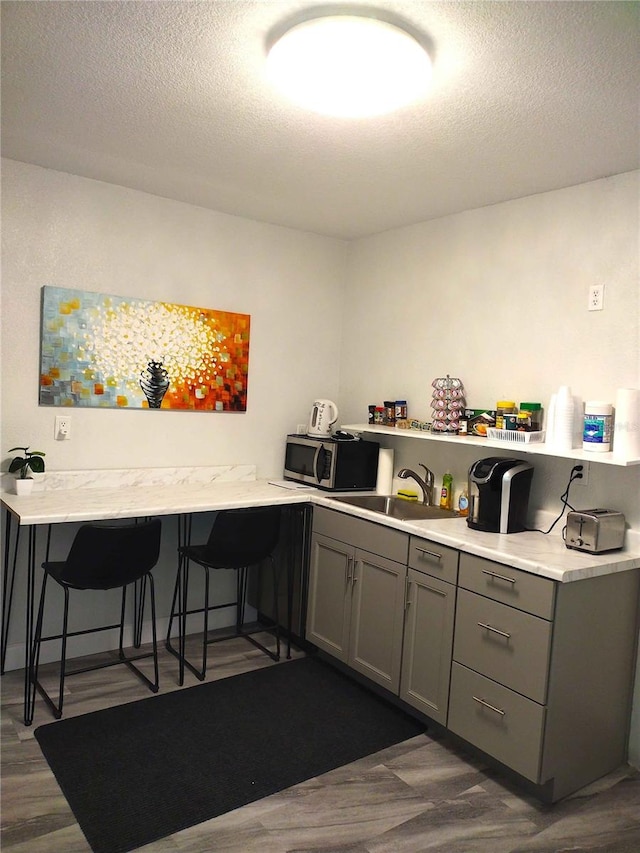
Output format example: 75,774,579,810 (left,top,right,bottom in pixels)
1,159,347,475
342,171,640,764
343,172,639,414
0,157,346,672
